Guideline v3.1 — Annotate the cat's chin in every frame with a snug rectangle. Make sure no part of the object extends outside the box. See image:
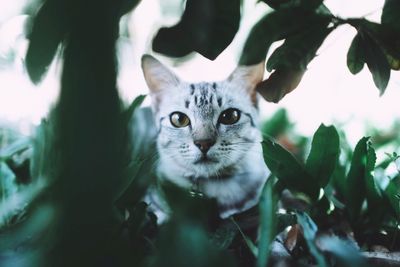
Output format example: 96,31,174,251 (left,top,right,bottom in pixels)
193,156,219,165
